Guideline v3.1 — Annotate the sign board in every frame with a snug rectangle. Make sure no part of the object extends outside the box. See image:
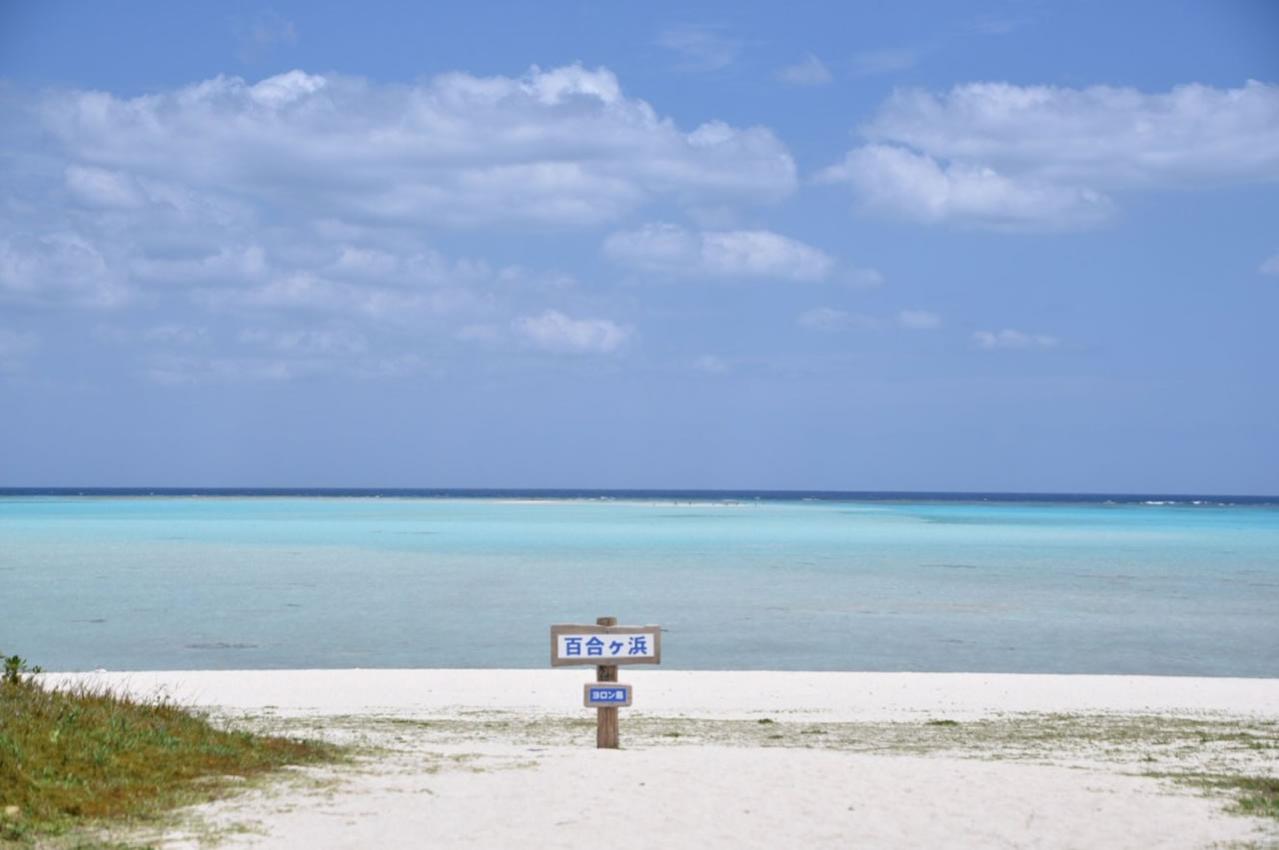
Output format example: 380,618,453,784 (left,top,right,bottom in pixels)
550,624,661,667
553,617,659,749
584,683,632,707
